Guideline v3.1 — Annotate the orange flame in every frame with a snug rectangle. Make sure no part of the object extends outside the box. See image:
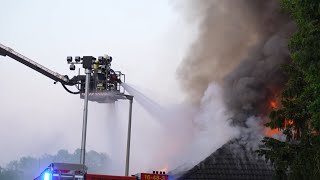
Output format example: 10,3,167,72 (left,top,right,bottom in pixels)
285,120,293,127
265,128,281,137
270,101,277,109
269,98,280,109
266,97,299,138
264,99,281,137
